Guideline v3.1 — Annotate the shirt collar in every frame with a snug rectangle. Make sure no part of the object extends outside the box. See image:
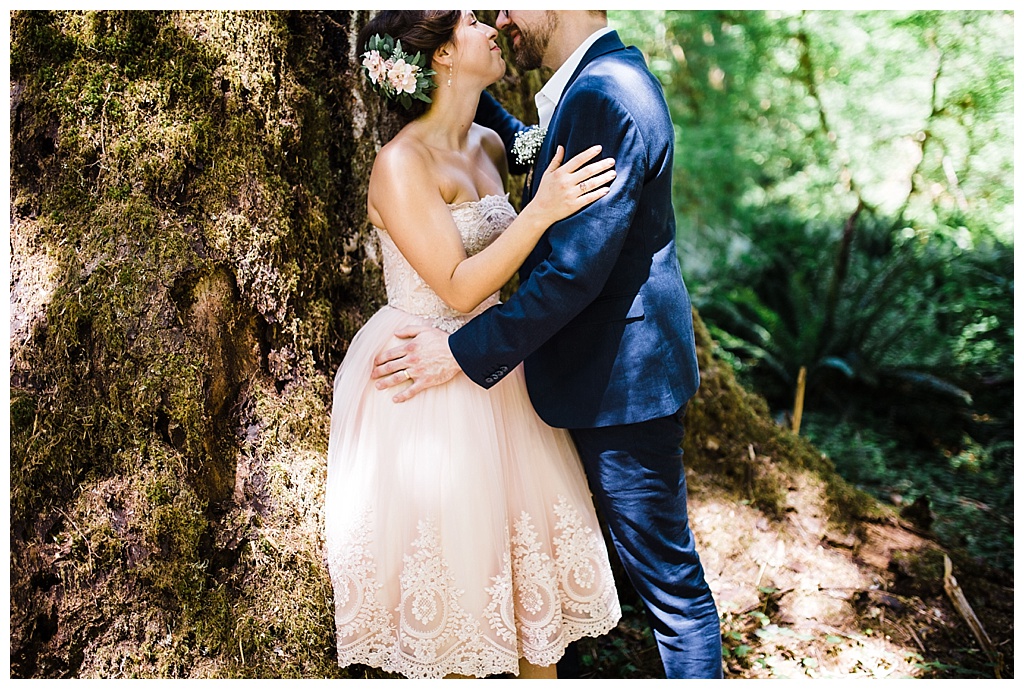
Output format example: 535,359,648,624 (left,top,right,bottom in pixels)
535,26,614,129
